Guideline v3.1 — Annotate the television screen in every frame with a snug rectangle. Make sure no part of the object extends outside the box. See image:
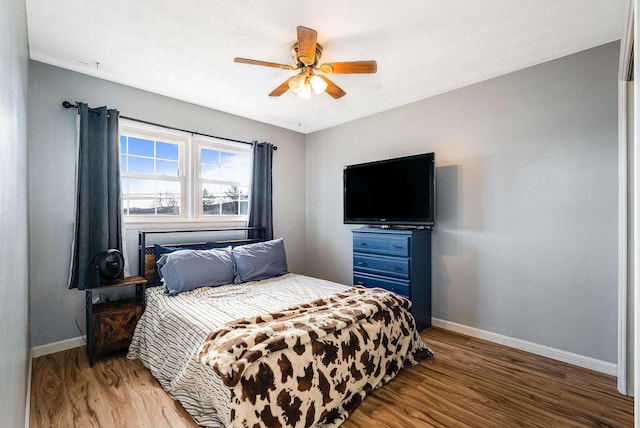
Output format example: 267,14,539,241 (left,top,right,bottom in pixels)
343,152,435,227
